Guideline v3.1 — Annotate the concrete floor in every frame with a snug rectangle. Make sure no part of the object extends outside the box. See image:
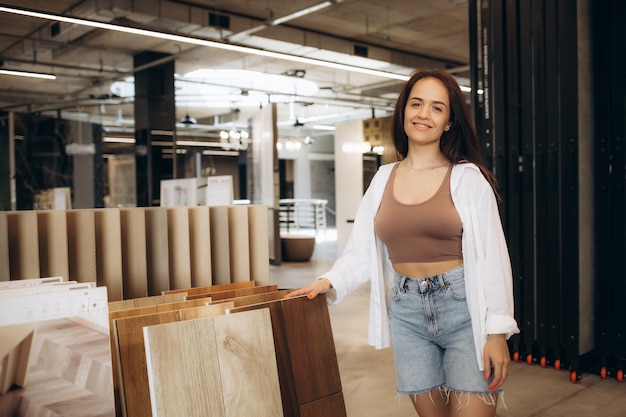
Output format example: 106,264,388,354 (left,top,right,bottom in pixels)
270,230,626,417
